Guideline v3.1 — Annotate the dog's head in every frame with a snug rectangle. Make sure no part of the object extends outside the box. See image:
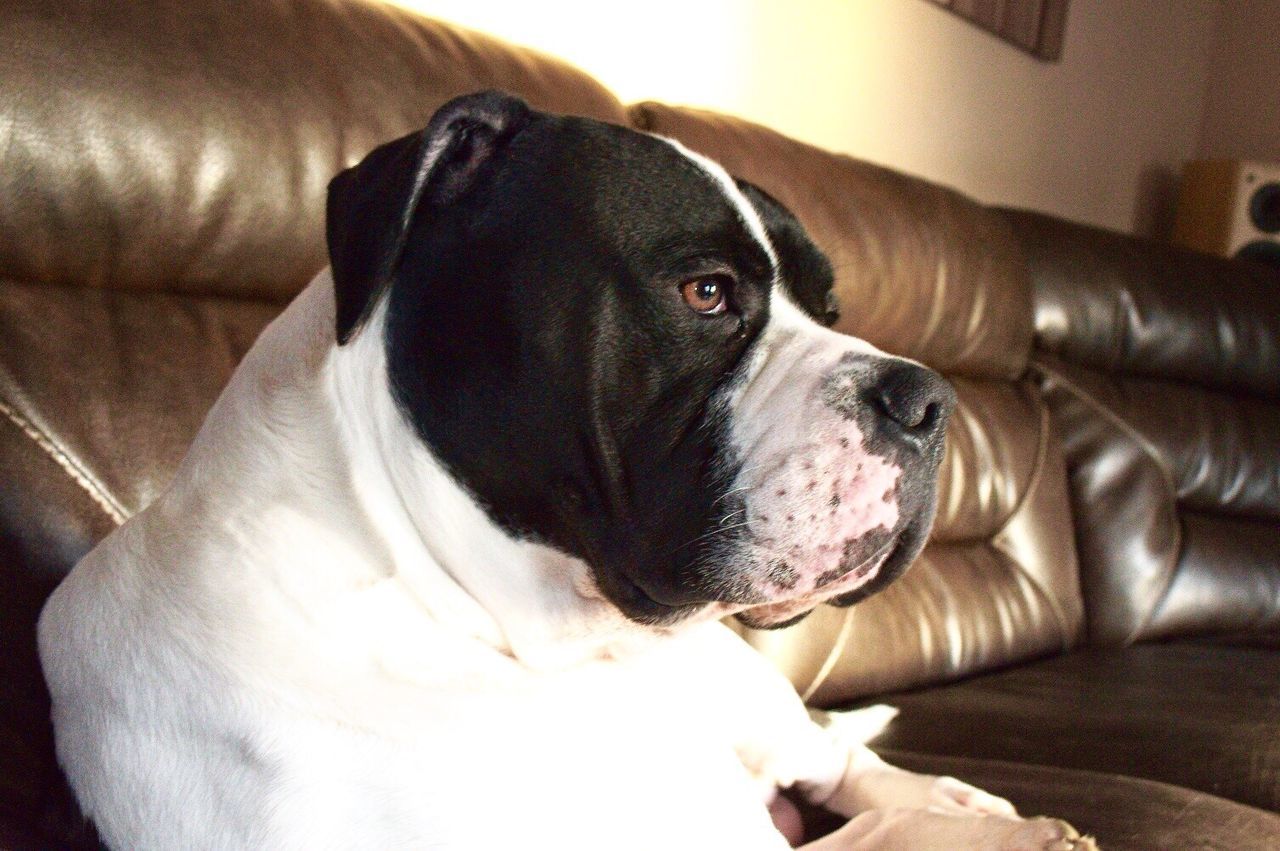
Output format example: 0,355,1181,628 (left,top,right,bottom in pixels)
327,92,954,631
